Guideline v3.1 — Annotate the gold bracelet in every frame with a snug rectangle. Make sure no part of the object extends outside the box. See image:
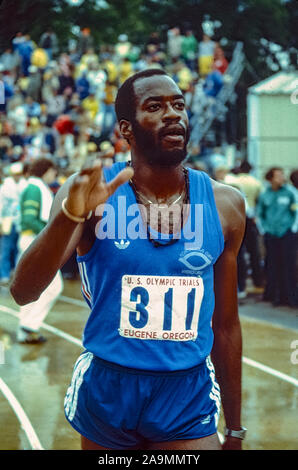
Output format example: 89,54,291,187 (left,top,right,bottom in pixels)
61,198,92,223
